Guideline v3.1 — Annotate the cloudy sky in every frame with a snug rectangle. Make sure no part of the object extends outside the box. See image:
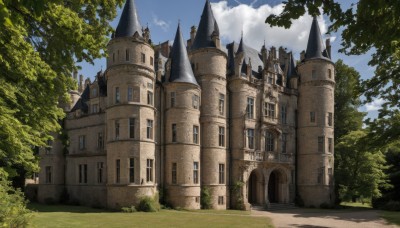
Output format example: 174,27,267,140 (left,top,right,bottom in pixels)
78,0,380,119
